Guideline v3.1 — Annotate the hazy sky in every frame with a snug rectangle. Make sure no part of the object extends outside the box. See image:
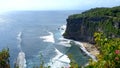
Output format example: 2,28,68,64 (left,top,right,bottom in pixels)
0,0,120,11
